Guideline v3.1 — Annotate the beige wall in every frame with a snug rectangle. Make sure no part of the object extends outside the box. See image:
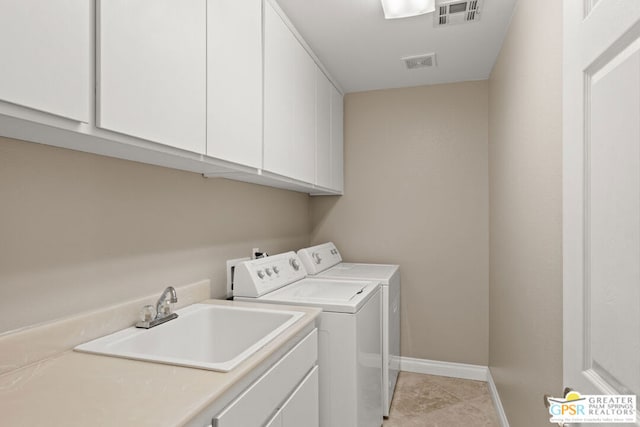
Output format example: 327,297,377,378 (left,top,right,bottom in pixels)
310,81,489,365
0,137,310,334
488,0,563,425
